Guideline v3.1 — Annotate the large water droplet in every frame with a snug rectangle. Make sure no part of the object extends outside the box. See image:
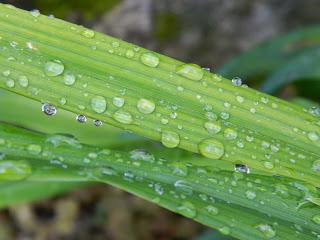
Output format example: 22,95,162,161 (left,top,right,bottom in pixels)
176,64,204,81
91,96,107,113
140,52,159,67
113,110,133,124
198,139,224,159
256,224,276,238
161,130,180,148
41,103,57,116
44,60,64,76
137,98,155,114
0,161,32,180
